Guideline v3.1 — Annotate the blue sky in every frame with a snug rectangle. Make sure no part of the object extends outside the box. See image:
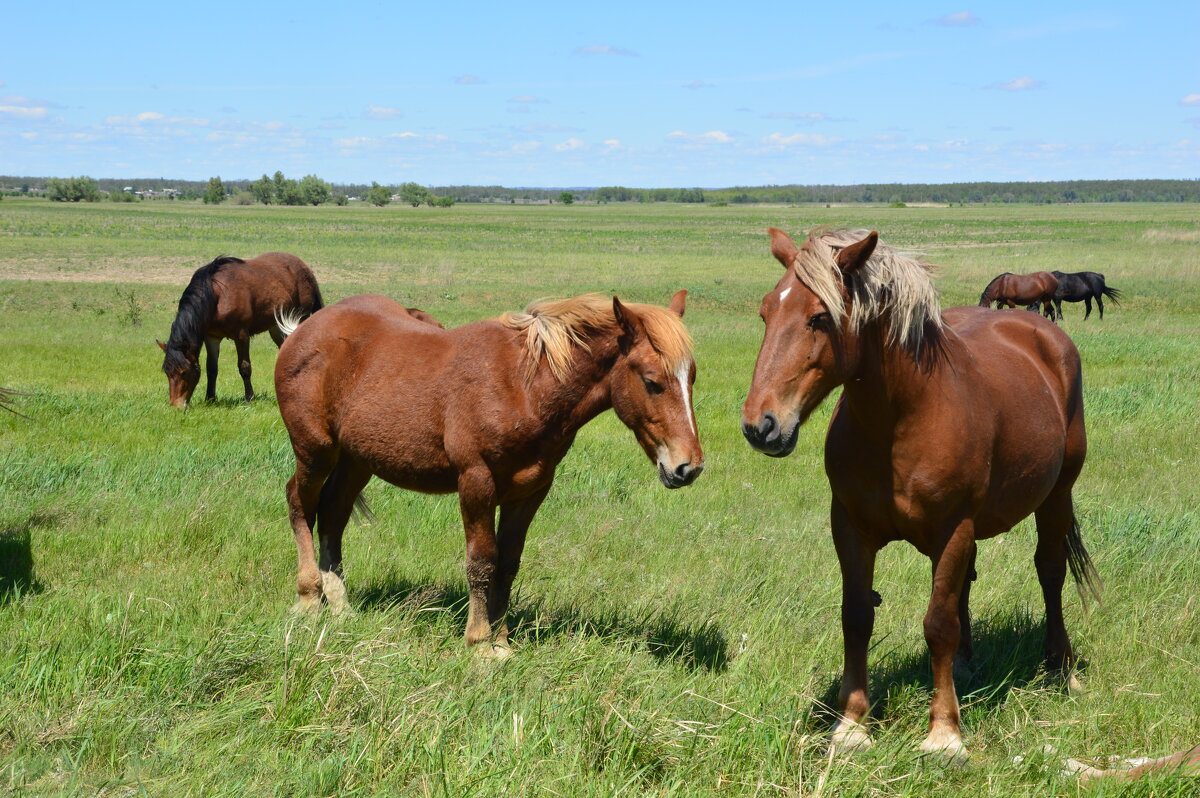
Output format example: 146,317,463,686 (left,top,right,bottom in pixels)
2,1,1197,186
